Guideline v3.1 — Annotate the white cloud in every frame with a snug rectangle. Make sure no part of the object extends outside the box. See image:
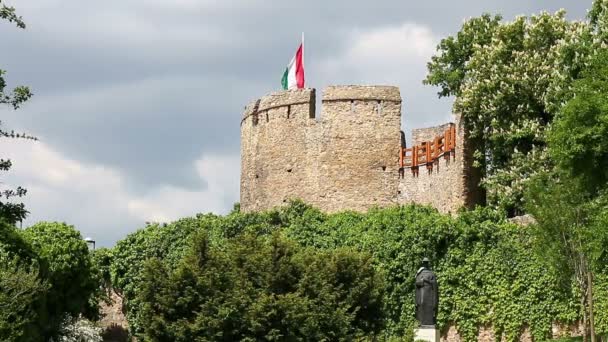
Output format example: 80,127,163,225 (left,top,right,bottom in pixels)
318,22,438,83
314,22,454,136
127,154,240,222
3,139,239,246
